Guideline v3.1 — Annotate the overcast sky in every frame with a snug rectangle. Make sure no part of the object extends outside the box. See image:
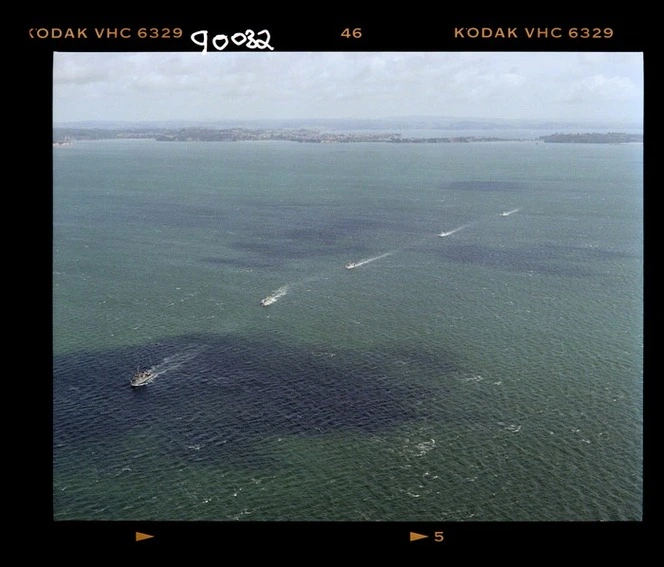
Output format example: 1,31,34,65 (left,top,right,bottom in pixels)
53,52,643,124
